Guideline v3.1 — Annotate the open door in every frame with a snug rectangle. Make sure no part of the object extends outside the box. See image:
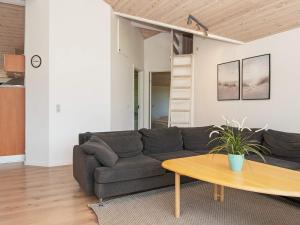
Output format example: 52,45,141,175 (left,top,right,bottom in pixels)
134,70,144,130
